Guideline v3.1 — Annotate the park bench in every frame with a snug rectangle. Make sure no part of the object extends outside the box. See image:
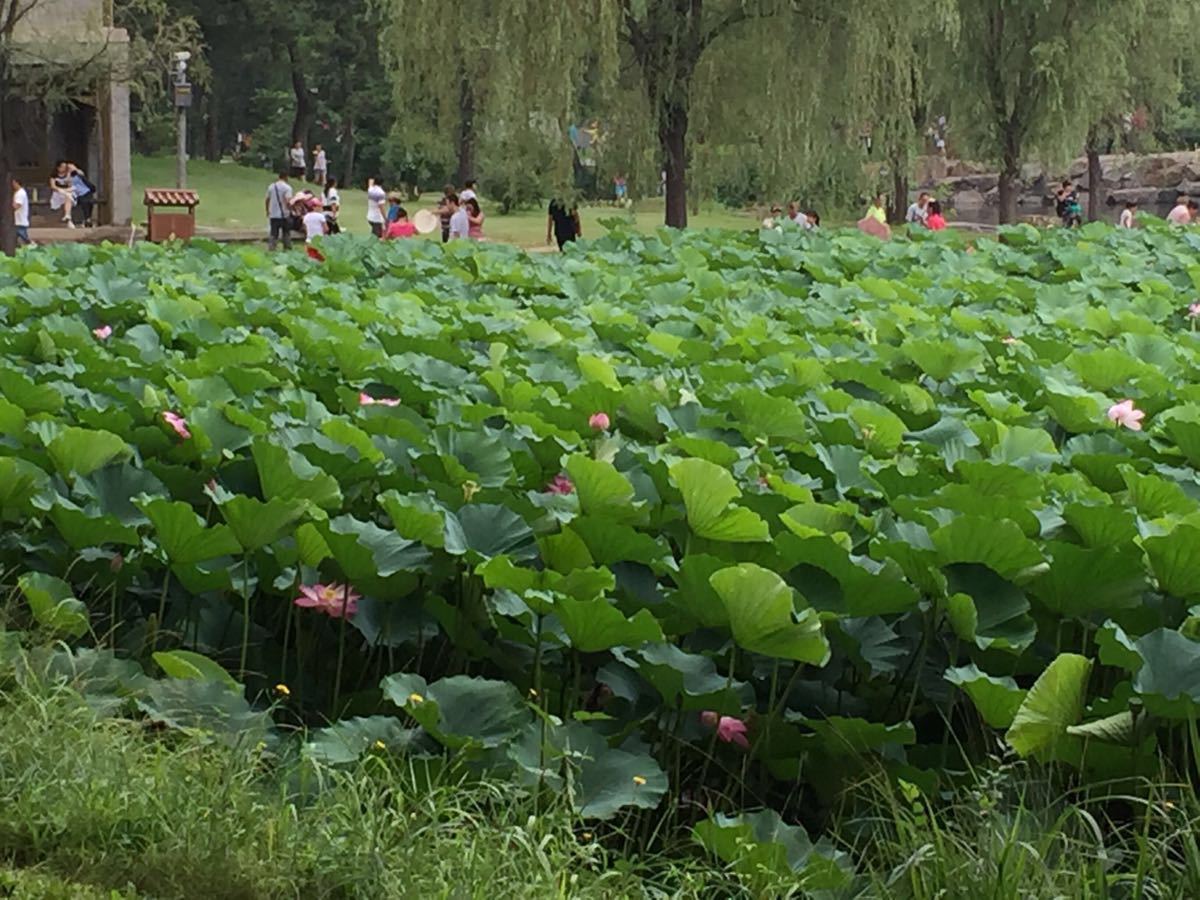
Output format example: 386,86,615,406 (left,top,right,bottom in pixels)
16,166,108,228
